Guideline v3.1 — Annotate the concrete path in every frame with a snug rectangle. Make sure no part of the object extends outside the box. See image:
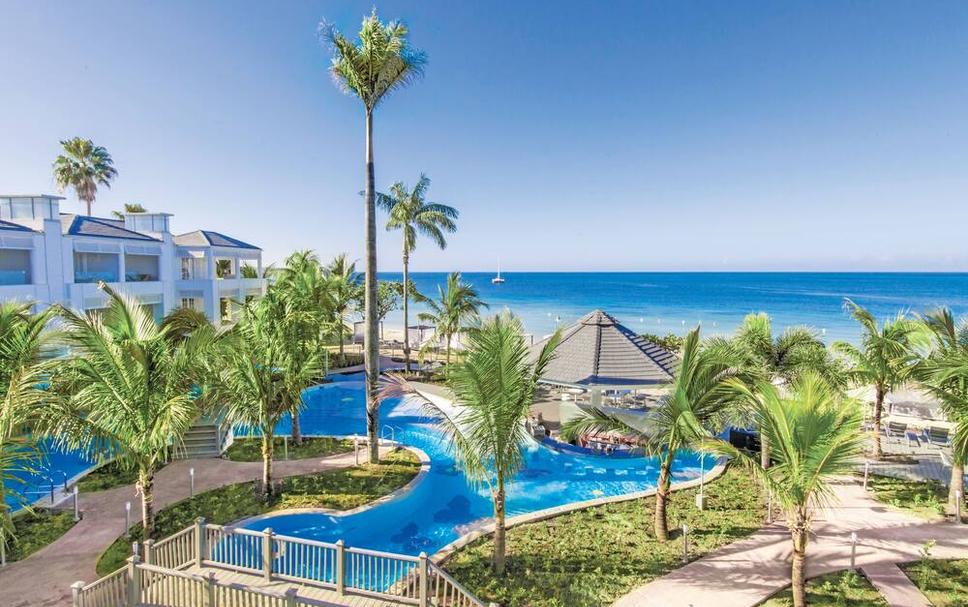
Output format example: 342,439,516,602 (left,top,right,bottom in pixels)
0,447,392,607
863,563,931,607
612,477,968,607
